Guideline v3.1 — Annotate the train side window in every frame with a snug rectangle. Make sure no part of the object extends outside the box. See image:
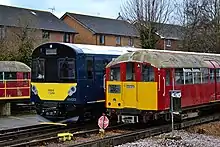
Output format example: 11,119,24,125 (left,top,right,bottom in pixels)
201,68,209,83
210,69,215,83
86,58,94,79
165,69,170,86
216,69,220,82
193,68,201,84
4,72,16,80
175,68,184,84
126,62,135,81
23,72,28,80
0,72,3,82
184,68,193,84
110,65,120,81
142,64,154,82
